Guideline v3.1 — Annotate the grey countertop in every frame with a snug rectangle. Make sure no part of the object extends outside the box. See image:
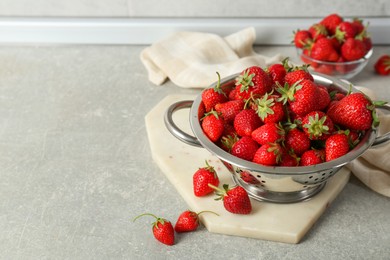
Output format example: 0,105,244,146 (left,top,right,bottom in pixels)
0,44,389,259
